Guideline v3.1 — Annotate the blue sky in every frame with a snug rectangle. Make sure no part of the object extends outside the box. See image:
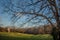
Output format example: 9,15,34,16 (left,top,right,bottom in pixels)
0,0,14,26
0,10,11,26
0,0,38,26
0,0,57,28
0,0,40,27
